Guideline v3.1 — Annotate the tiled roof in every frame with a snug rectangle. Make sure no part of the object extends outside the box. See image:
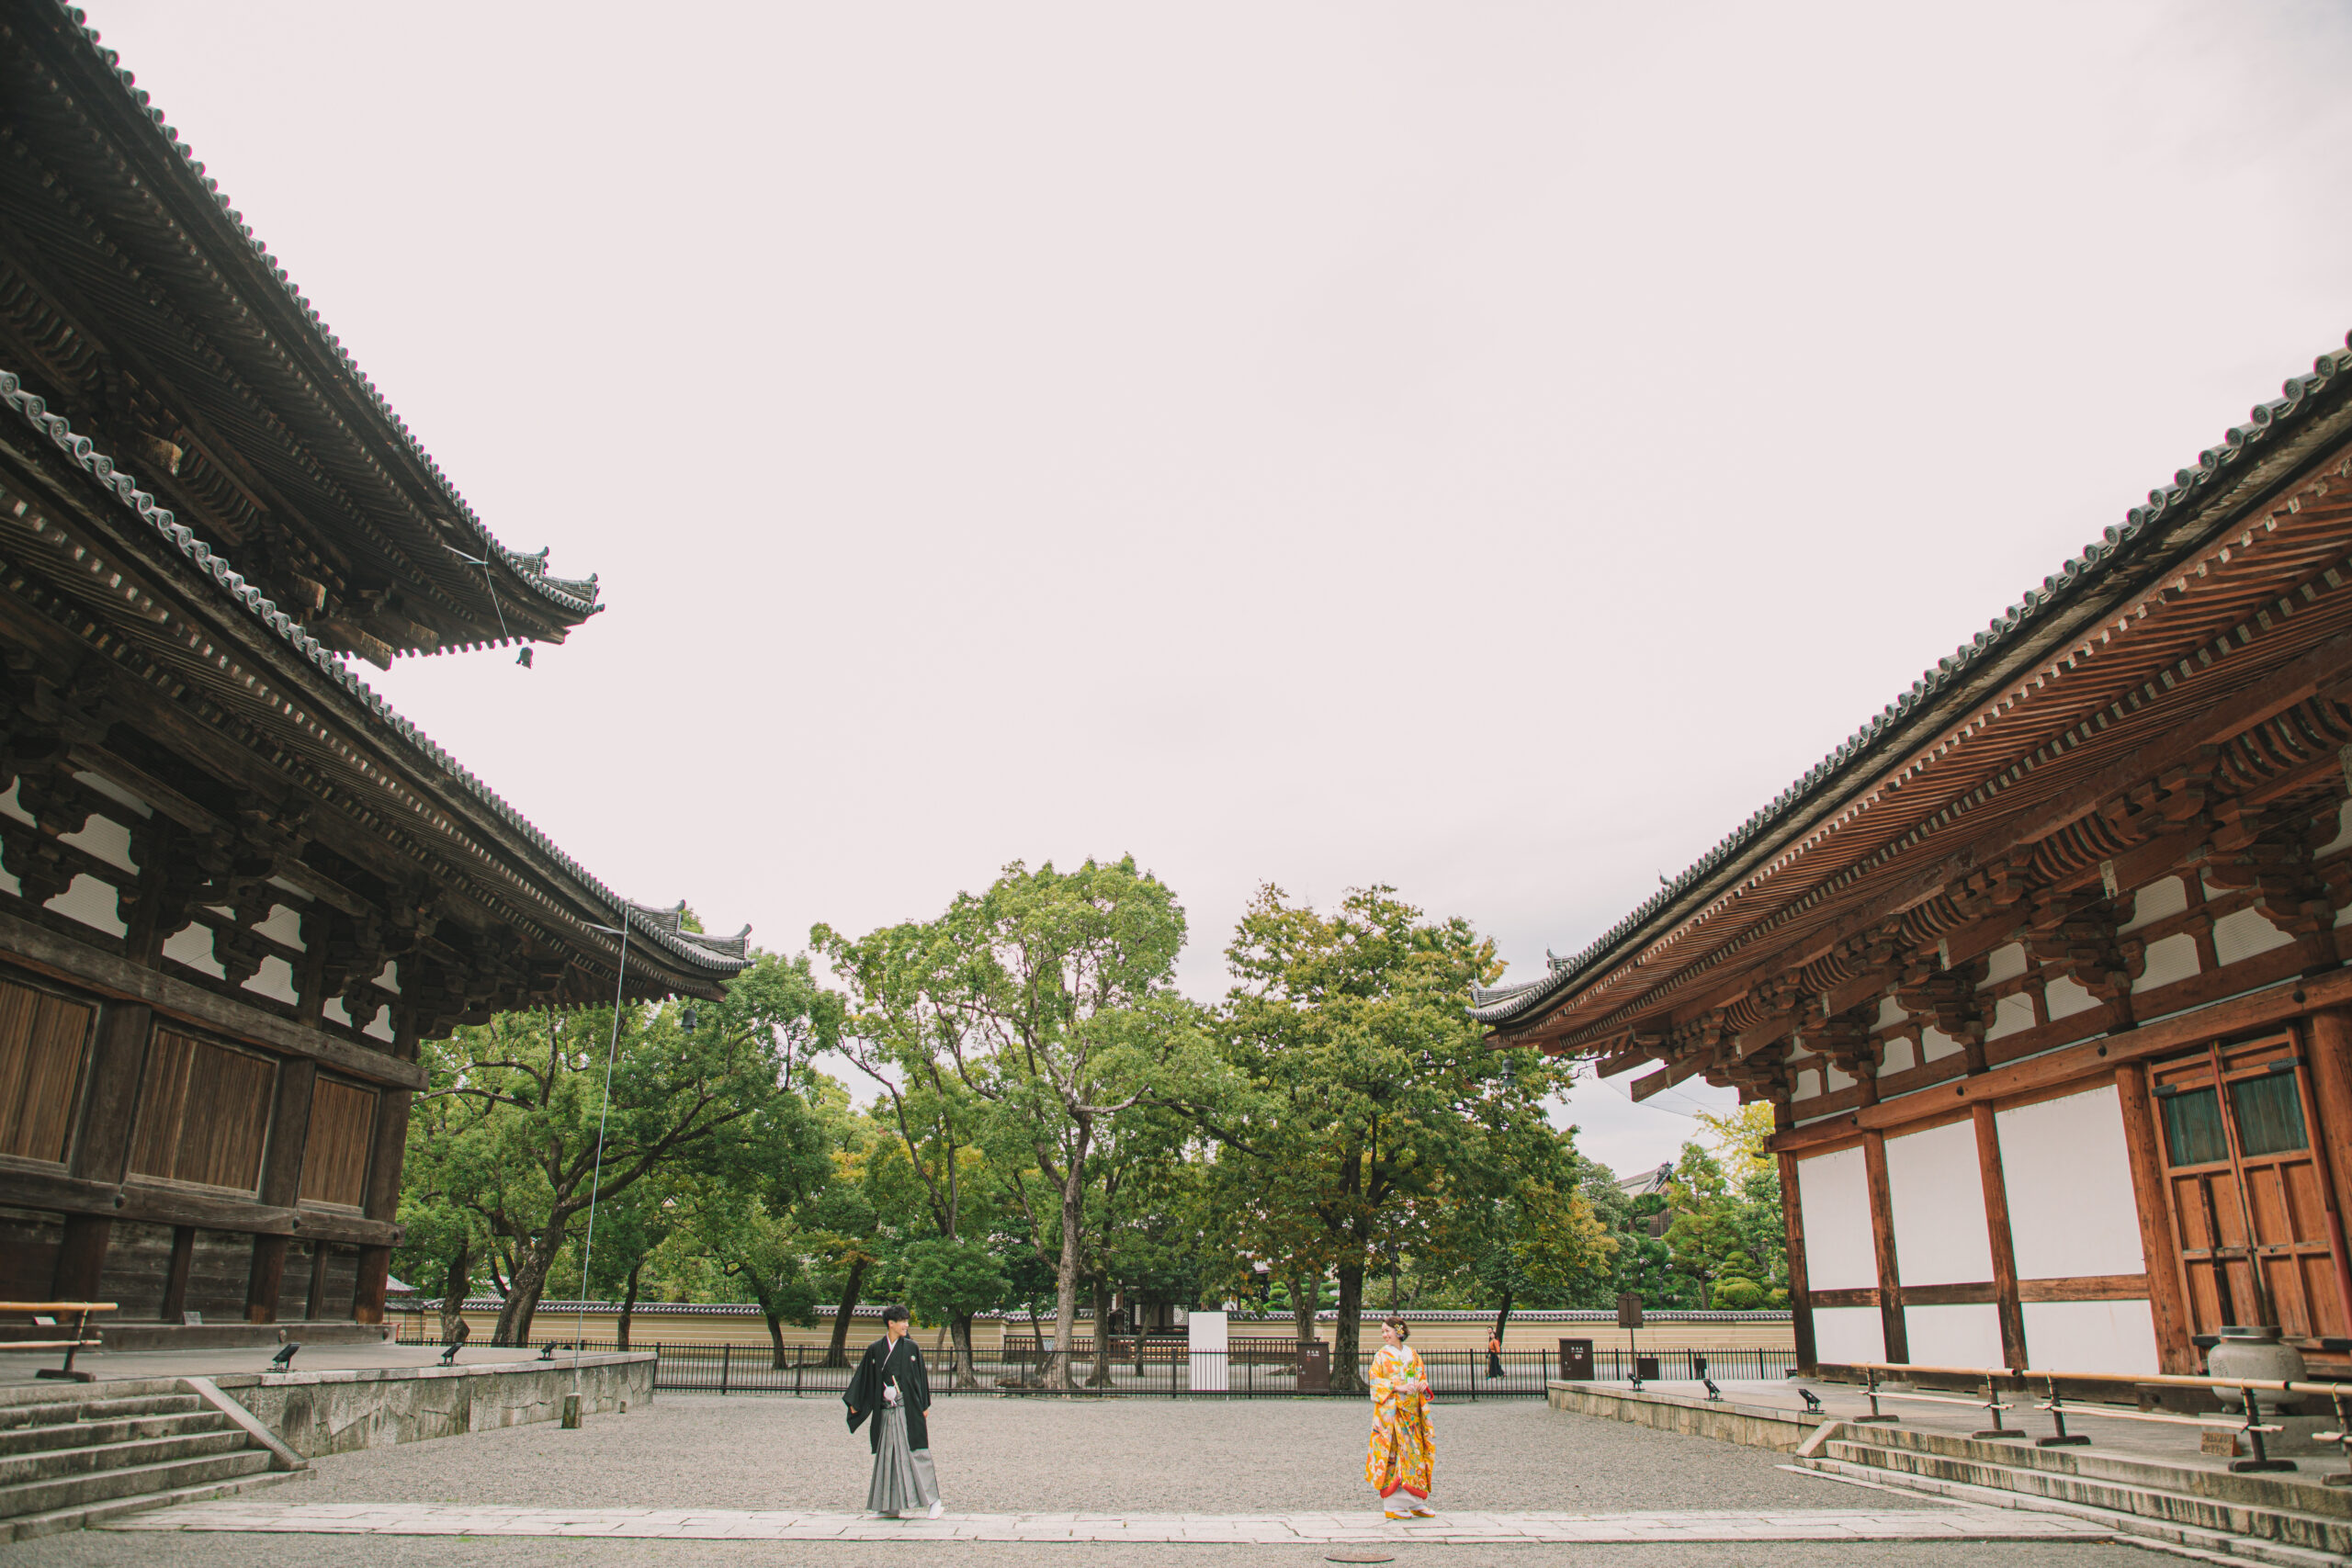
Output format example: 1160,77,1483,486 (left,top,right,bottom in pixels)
0,365,743,977
37,2,599,631
1474,331,2352,1028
